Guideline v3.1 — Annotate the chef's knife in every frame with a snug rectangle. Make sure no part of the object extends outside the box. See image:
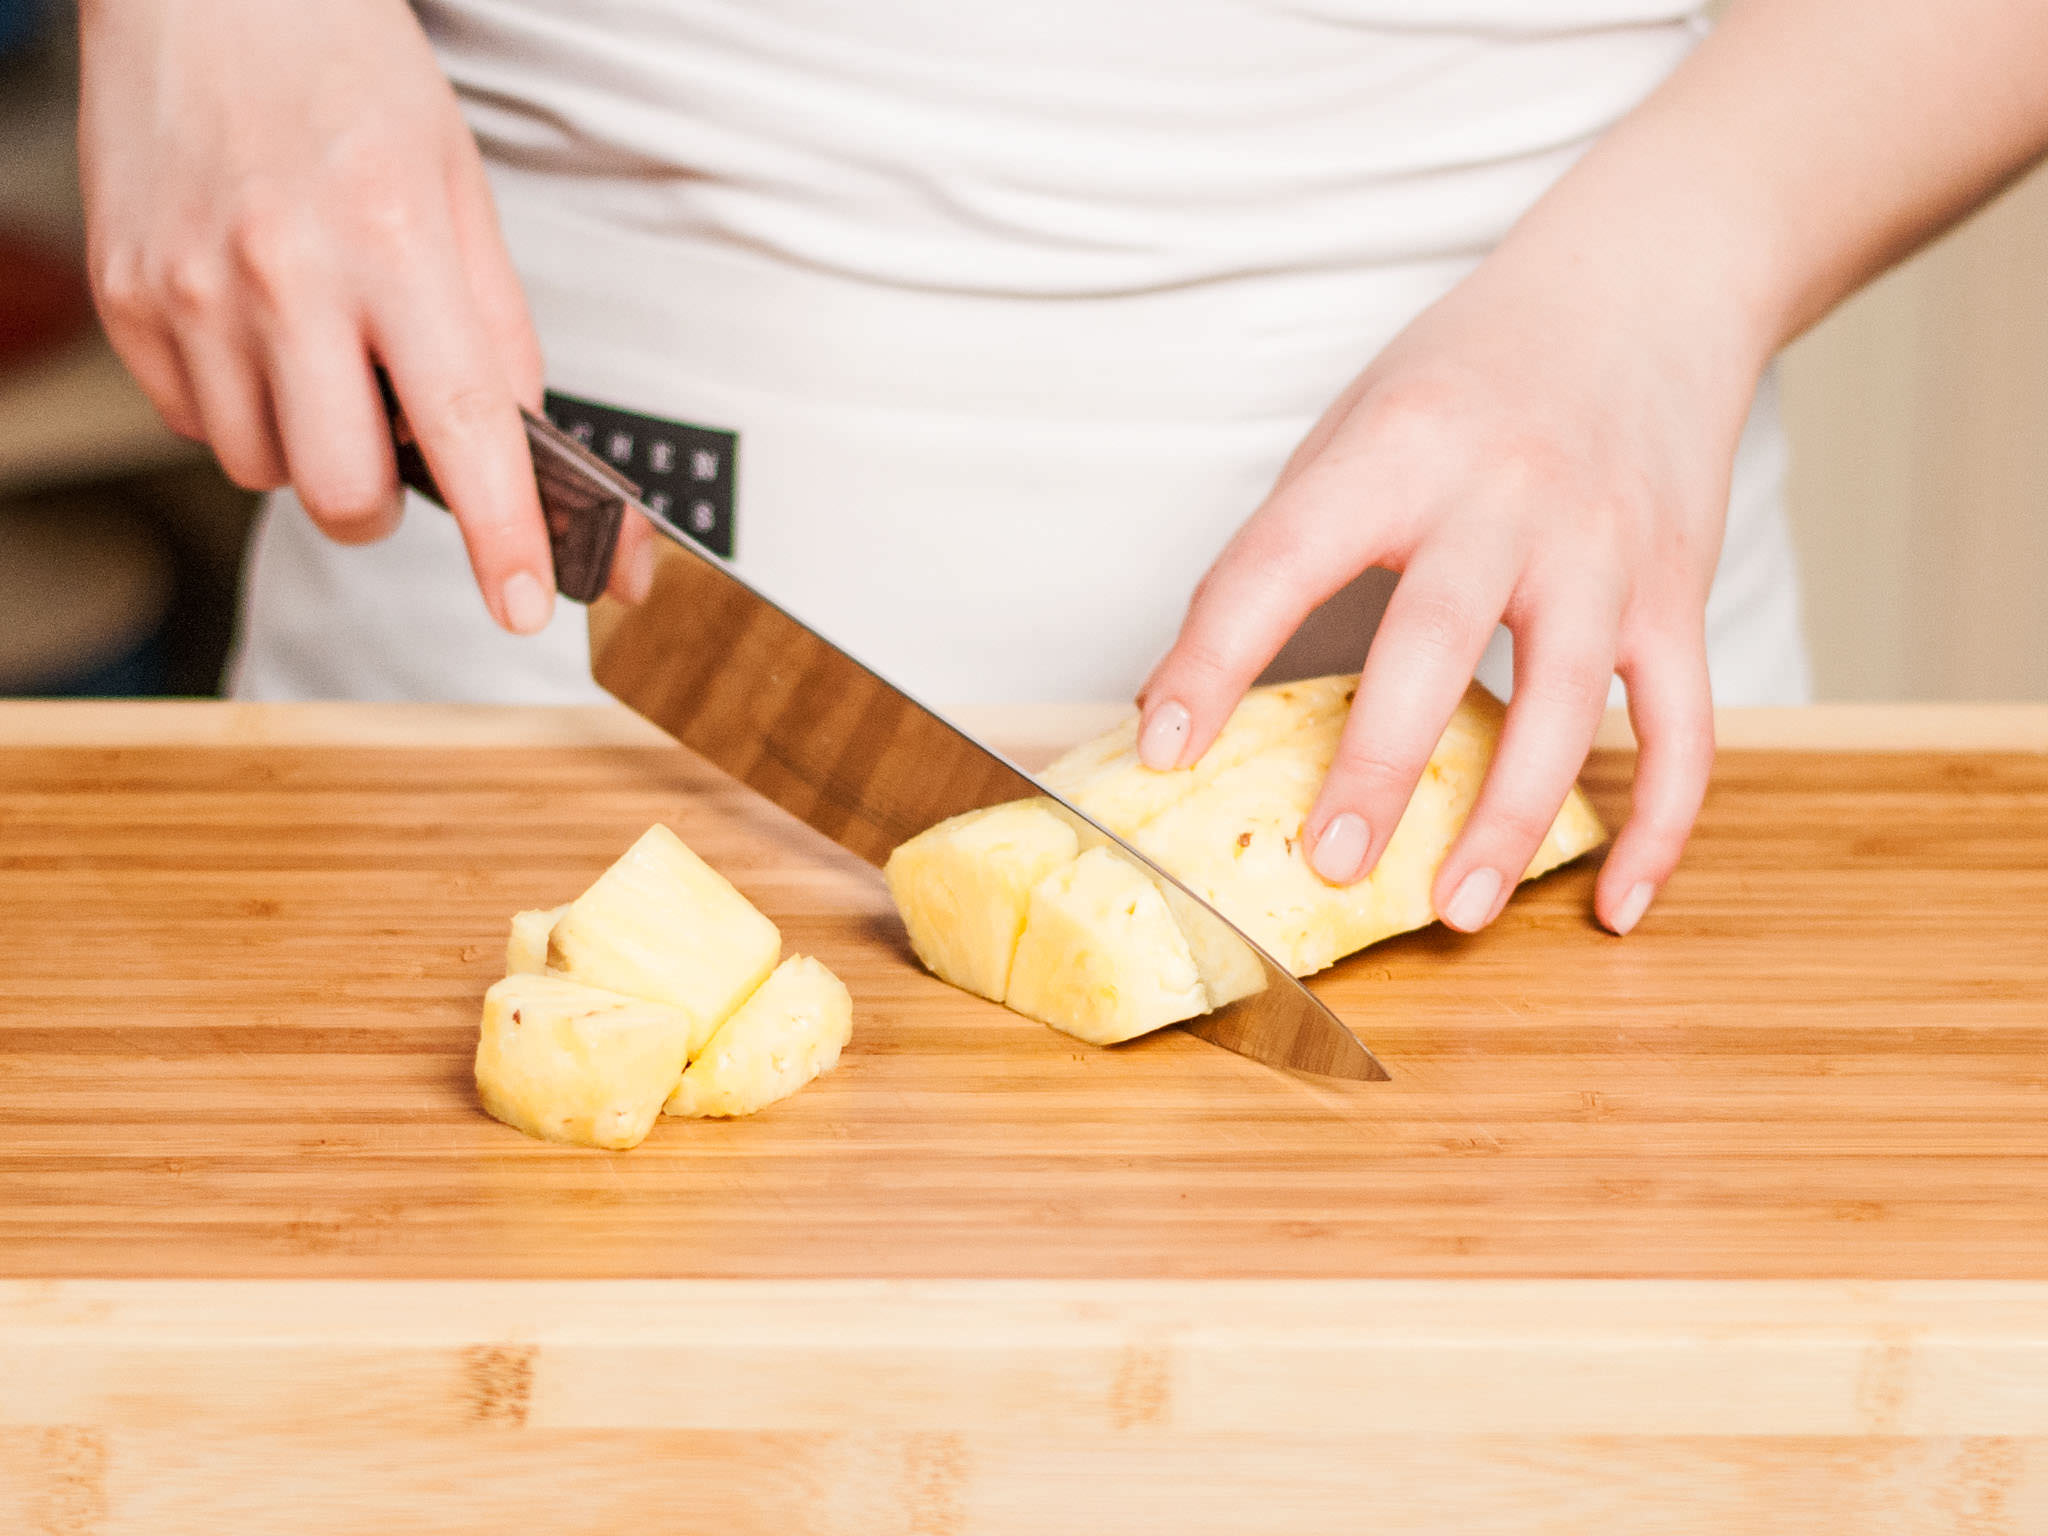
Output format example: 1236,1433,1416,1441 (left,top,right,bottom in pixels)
384,390,1387,1081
